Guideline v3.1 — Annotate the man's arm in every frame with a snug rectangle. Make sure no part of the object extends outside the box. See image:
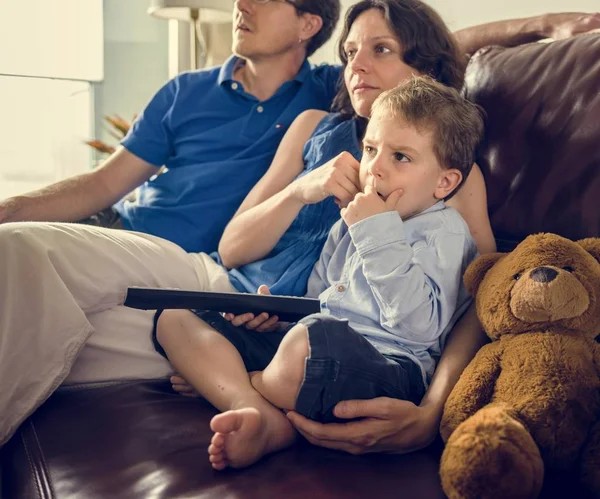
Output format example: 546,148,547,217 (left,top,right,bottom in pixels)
454,12,600,56
0,147,158,224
